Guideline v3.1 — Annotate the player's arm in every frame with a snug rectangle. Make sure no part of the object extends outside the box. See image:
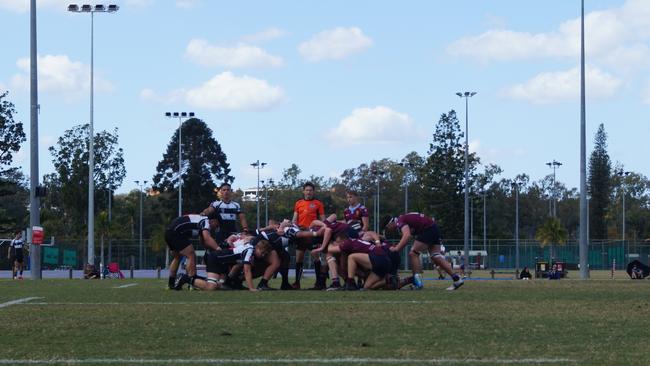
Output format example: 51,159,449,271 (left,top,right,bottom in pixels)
200,205,215,217
238,212,249,234
361,216,370,232
291,211,298,225
391,225,411,252
243,263,256,292
200,230,221,251
312,227,333,255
